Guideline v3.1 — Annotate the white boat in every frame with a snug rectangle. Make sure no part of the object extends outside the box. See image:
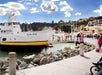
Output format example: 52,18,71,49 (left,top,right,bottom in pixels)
0,12,53,46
